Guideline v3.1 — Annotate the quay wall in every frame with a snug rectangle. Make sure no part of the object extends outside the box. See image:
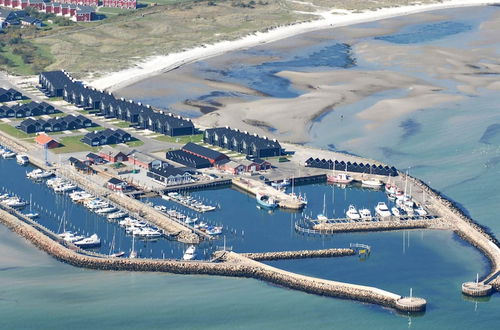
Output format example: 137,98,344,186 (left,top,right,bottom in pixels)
241,248,355,261
0,207,423,312
311,219,435,234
